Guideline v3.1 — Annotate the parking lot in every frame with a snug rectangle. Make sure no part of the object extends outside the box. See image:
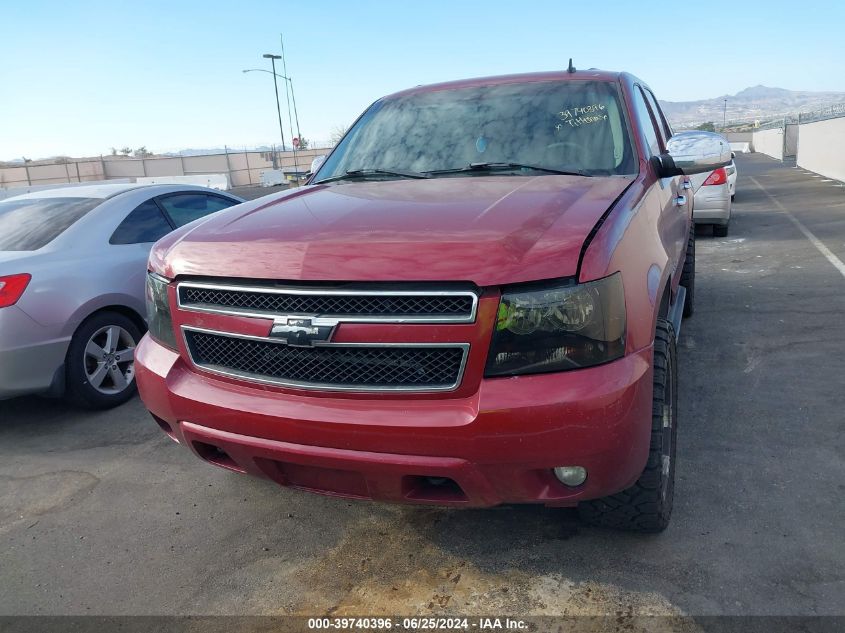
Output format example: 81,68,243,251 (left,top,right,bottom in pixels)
1,154,843,619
